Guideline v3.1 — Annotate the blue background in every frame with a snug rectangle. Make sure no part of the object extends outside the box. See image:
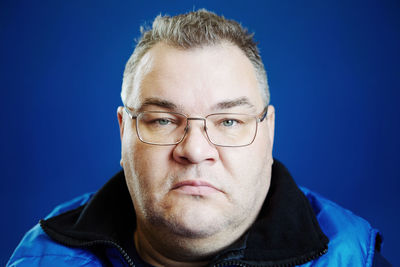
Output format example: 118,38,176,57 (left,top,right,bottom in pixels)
1,0,399,265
